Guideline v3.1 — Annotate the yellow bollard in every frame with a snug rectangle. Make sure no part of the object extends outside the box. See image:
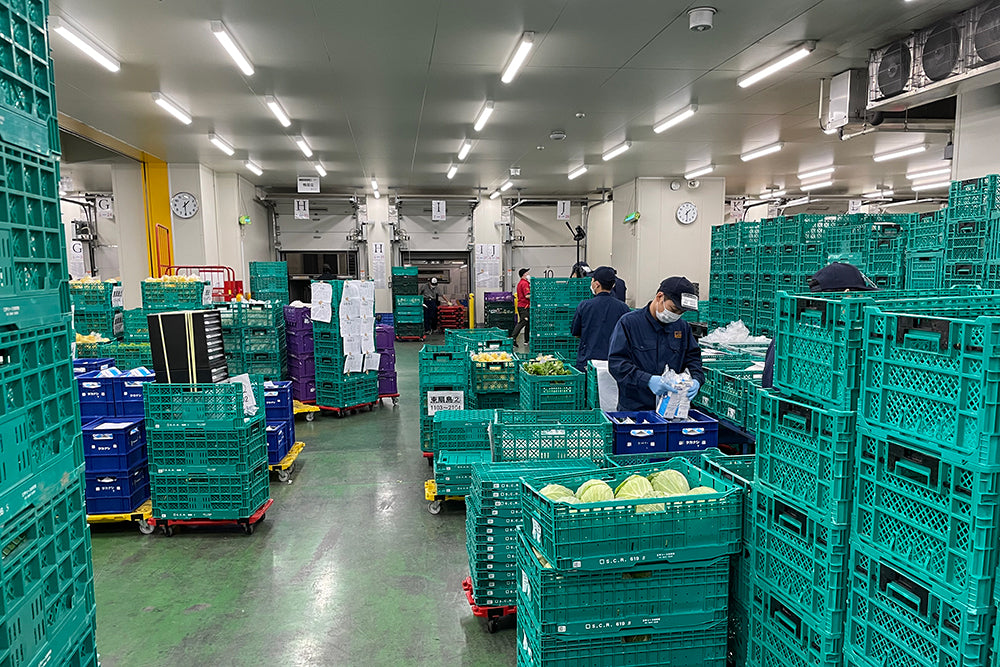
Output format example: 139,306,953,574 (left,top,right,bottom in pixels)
468,293,475,329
